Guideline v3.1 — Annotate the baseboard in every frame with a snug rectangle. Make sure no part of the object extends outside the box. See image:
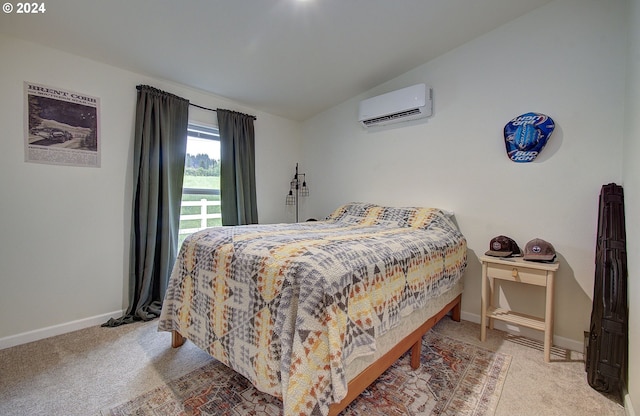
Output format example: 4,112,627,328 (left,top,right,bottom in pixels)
460,311,585,353
625,392,636,416
0,310,125,350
